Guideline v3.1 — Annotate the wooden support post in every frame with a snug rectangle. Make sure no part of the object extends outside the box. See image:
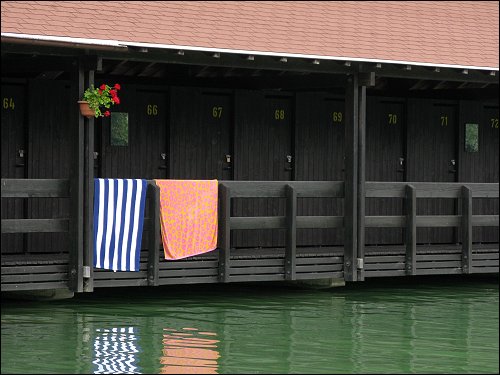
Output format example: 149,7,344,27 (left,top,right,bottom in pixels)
218,184,231,282
461,185,472,274
285,184,297,281
83,68,95,293
344,74,359,282
147,182,160,286
68,58,85,293
357,85,366,281
405,184,417,275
